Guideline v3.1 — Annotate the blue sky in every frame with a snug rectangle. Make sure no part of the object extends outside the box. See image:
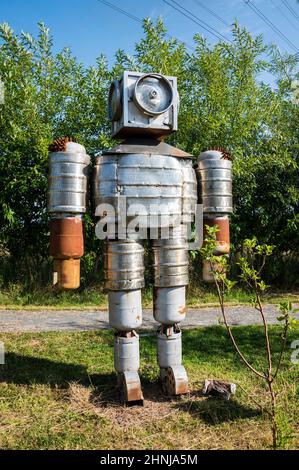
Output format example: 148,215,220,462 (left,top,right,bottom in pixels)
1,0,298,70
